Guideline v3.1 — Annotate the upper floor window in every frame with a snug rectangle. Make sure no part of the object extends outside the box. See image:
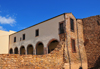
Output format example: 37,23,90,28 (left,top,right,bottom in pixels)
71,39,76,53
59,21,64,34
23,34,25,40
36,29,39,36
70,18,74,32
14,37,16,42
